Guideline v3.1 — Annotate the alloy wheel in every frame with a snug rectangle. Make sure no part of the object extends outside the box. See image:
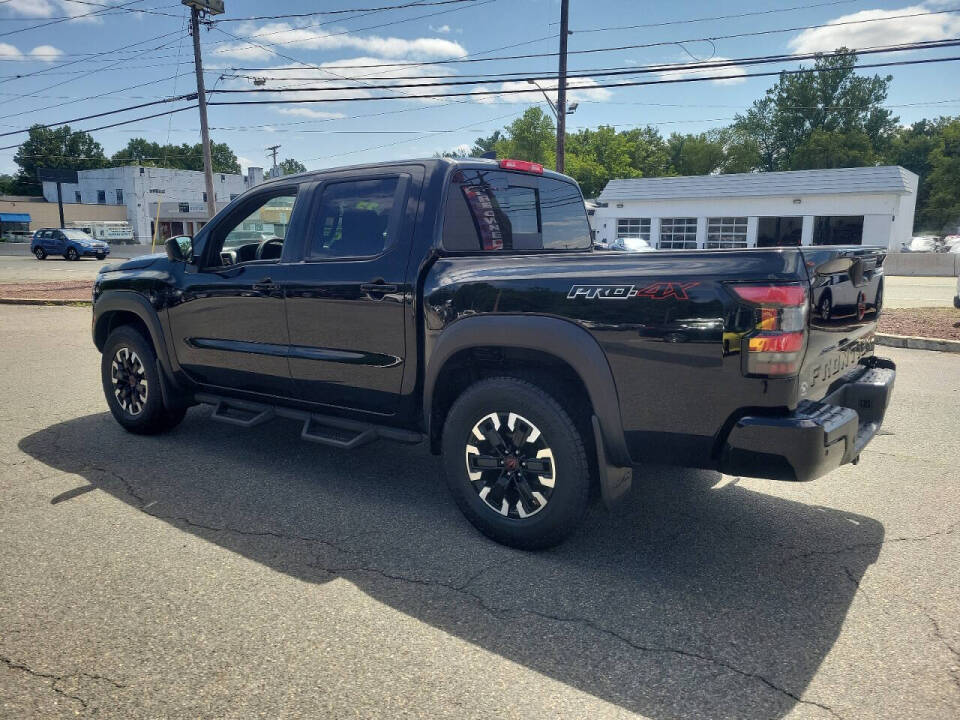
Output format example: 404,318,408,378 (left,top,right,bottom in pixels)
67,247,78,260
465,411,556,519
111,347,148,415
